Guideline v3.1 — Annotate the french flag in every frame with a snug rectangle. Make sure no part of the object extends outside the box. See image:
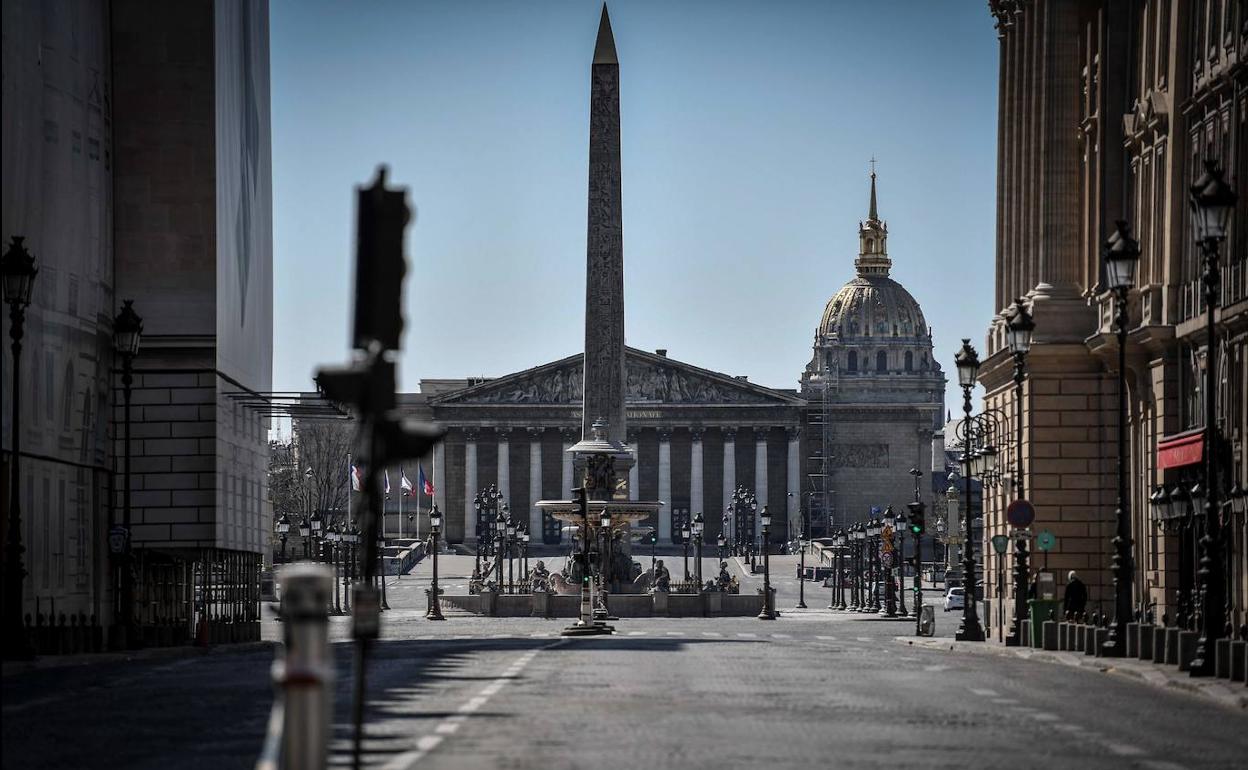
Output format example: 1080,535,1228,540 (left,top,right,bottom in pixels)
351,464,363,492
419,465,434,497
